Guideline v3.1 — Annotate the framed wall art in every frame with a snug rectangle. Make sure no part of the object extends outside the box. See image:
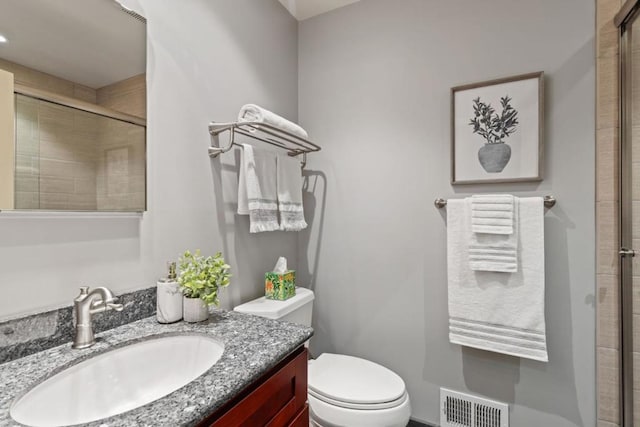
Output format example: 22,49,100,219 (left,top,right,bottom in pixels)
451,71,544,184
